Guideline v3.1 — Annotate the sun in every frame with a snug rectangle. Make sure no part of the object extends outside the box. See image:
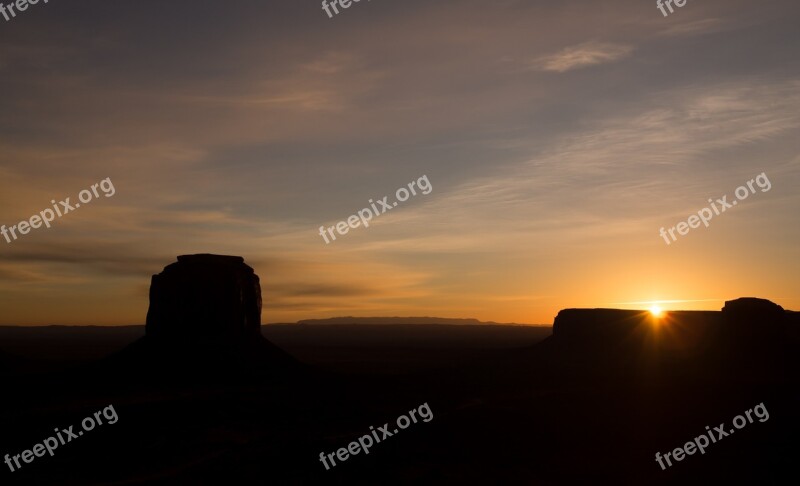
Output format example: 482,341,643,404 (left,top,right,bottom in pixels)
649,305,663,318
